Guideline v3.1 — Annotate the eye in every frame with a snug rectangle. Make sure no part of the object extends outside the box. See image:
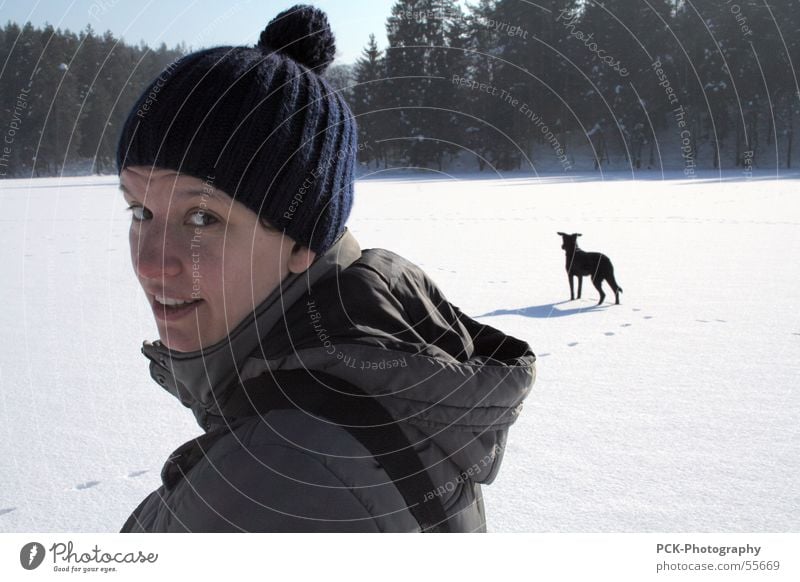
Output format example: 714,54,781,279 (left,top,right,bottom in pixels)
186,209,219,227
126,204,151,221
